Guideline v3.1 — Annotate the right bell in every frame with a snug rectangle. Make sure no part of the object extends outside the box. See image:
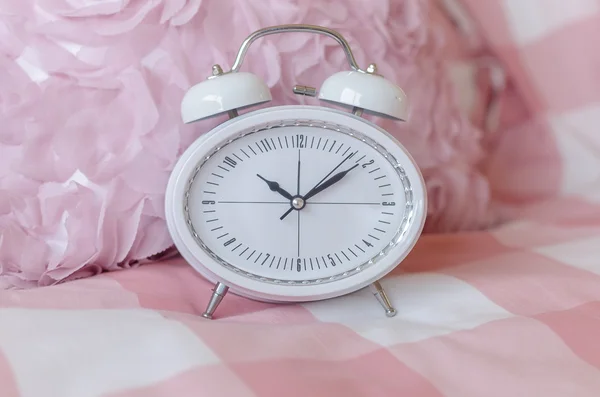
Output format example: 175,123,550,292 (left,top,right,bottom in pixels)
318,67,409,121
